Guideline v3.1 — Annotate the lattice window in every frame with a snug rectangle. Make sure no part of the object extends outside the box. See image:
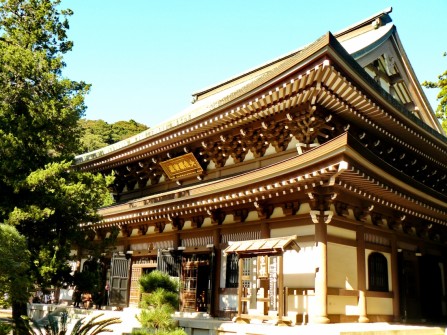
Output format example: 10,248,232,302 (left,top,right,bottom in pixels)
368,252,389,292
225,253,239,288
242,258,251,289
